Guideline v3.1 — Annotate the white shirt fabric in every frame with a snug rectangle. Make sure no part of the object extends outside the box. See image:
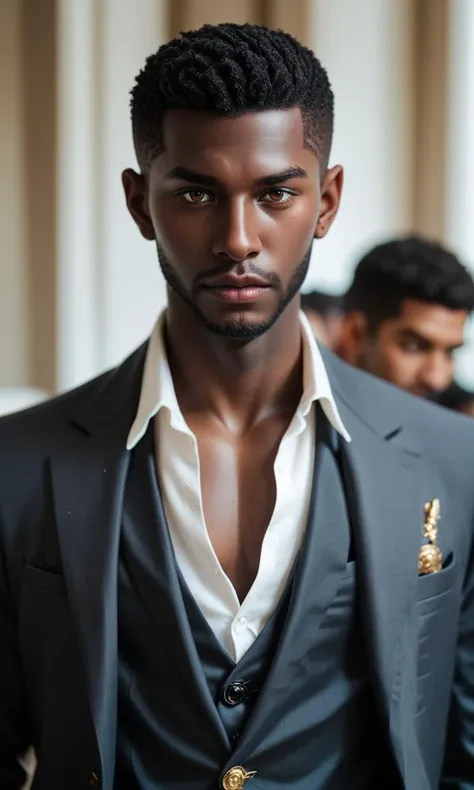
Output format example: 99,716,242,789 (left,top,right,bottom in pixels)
127,311,351,662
